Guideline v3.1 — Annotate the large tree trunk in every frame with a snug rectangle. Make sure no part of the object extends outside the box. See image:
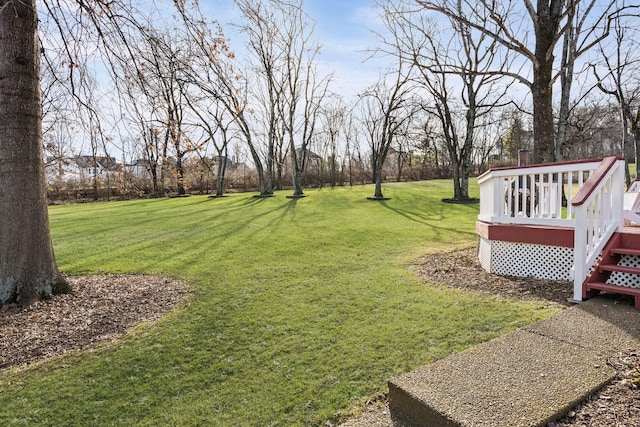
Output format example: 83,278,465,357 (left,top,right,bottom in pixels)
370,154,386,199
459,88,476,200
450,157,462,200
373,166,384,199
0,0,69,306
290,144,305,197
532,2,560,164
175,153,185,195
215,147,228,197
621,109,632,186
532,60,555,164
555,22,575,162
265,152,275,195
